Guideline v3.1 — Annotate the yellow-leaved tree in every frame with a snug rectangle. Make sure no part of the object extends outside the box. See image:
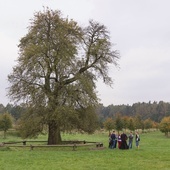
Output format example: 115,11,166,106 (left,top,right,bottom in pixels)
159,116,170,137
